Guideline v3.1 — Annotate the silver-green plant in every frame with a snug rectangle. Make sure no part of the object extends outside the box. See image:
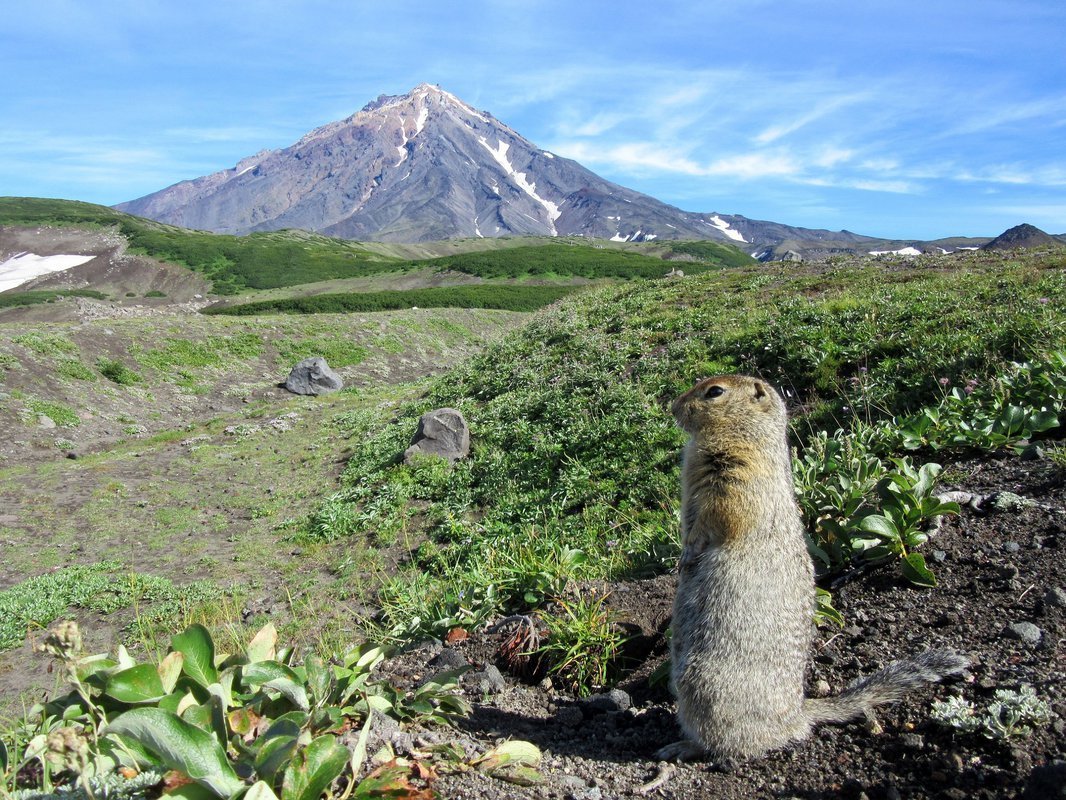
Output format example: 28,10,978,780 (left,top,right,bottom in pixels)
931,686,1052,739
